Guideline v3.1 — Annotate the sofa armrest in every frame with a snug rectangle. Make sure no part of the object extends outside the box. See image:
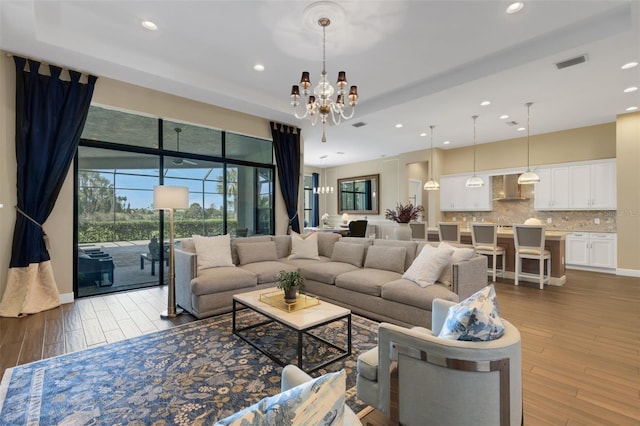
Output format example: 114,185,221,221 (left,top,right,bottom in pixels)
175,249,197,313
451,255,487,299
